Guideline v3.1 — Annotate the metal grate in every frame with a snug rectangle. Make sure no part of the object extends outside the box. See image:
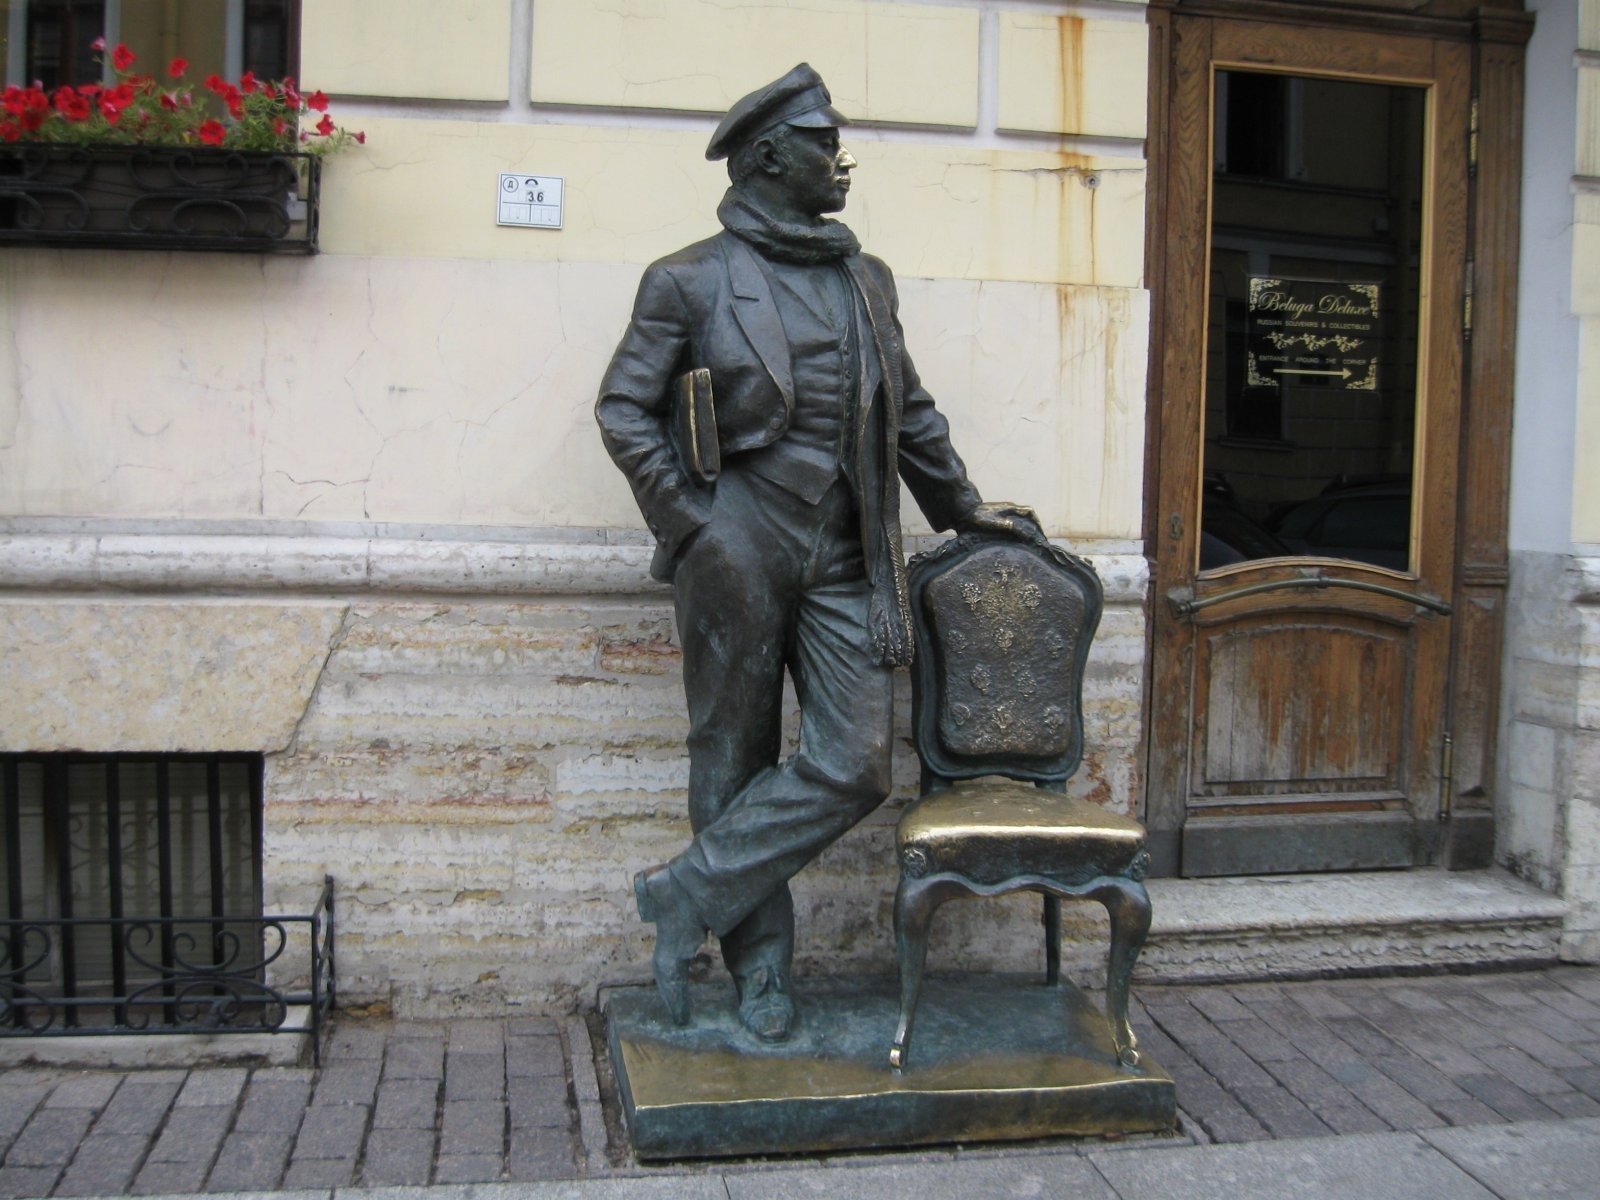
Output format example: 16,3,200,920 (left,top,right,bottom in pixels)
1,754,334,1062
